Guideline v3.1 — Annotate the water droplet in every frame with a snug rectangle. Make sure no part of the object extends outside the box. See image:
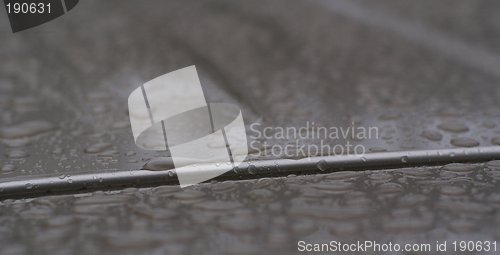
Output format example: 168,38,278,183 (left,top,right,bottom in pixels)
483,120,497,129
1,164,16,173
323,172,359,181
401,156,409,163
172,190,206,200
316,160,329,171
378,112,402,121
142,157,175,171
6,150,29,159
0,120,55,139
195,201,242,211
491,137,500,145
125,151,136,157
2,139,30,147
84,142,112,154
377,183,403,194
450,137,479,147
438,121,469,133
441,163,478,174
52,147,63,155
248,164,258,174
369,147,387,152
247,189,273,201
420,130,443,141
314,181,353,192
440,185,465,196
